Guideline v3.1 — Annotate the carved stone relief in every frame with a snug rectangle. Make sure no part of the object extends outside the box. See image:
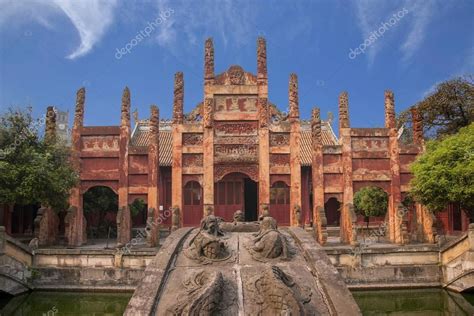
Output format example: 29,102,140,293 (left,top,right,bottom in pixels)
214,65,257,85
214,144,258,164
214,165,259,182
81,136,119,151
246,266,312,315
214,95,257,112
184,215,232,264
183,154,203,167
182,133,203,146
169,270,237,315
270,133,290,147
215,121,258,137
270,154,290,167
